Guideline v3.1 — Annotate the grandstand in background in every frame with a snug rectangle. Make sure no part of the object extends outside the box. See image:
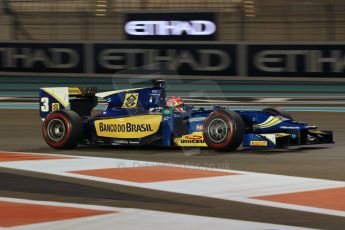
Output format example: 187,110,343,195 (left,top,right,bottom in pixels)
0,0,344,41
